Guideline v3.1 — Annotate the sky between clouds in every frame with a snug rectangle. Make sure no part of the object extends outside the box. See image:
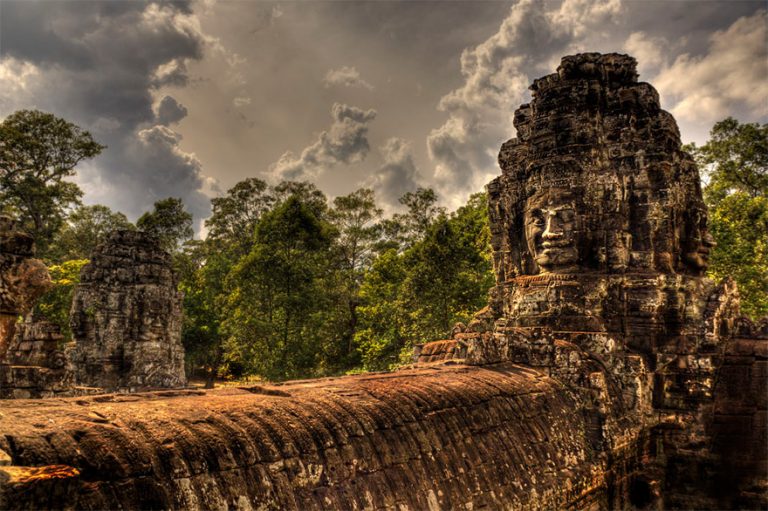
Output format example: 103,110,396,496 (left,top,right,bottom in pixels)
0,0,765,234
